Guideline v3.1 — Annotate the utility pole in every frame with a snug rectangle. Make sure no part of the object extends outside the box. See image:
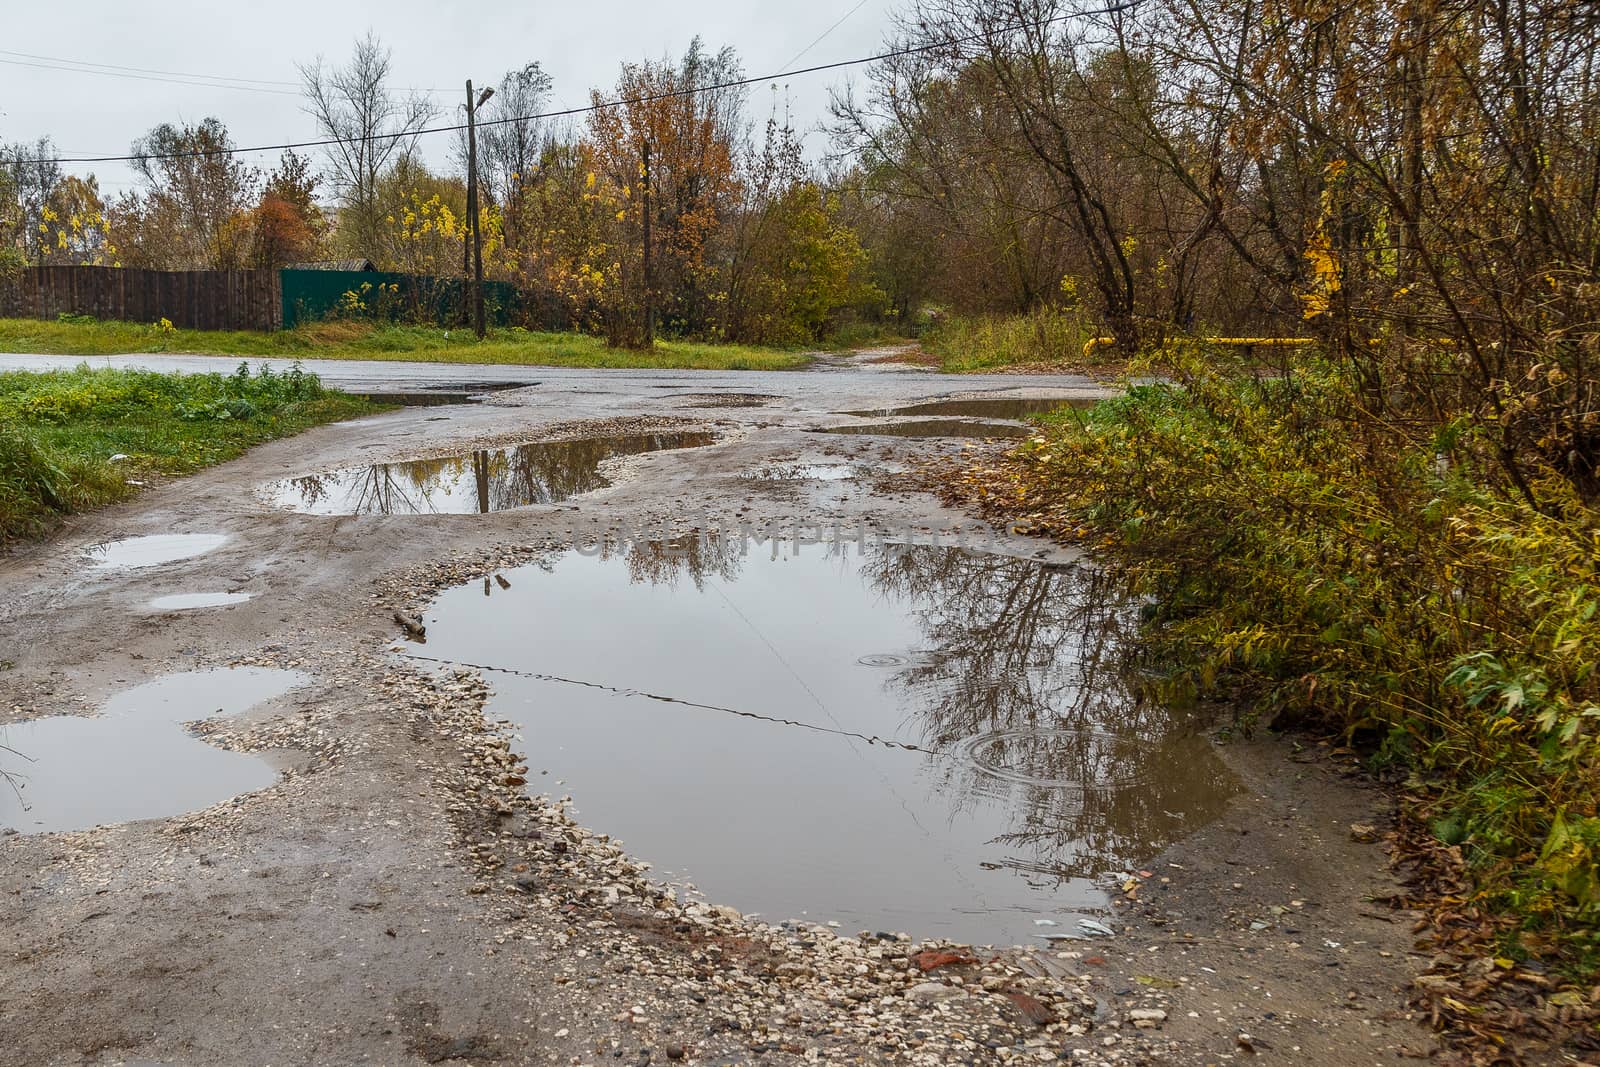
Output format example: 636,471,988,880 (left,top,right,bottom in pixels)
641,139,654,348
464,79,490,340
